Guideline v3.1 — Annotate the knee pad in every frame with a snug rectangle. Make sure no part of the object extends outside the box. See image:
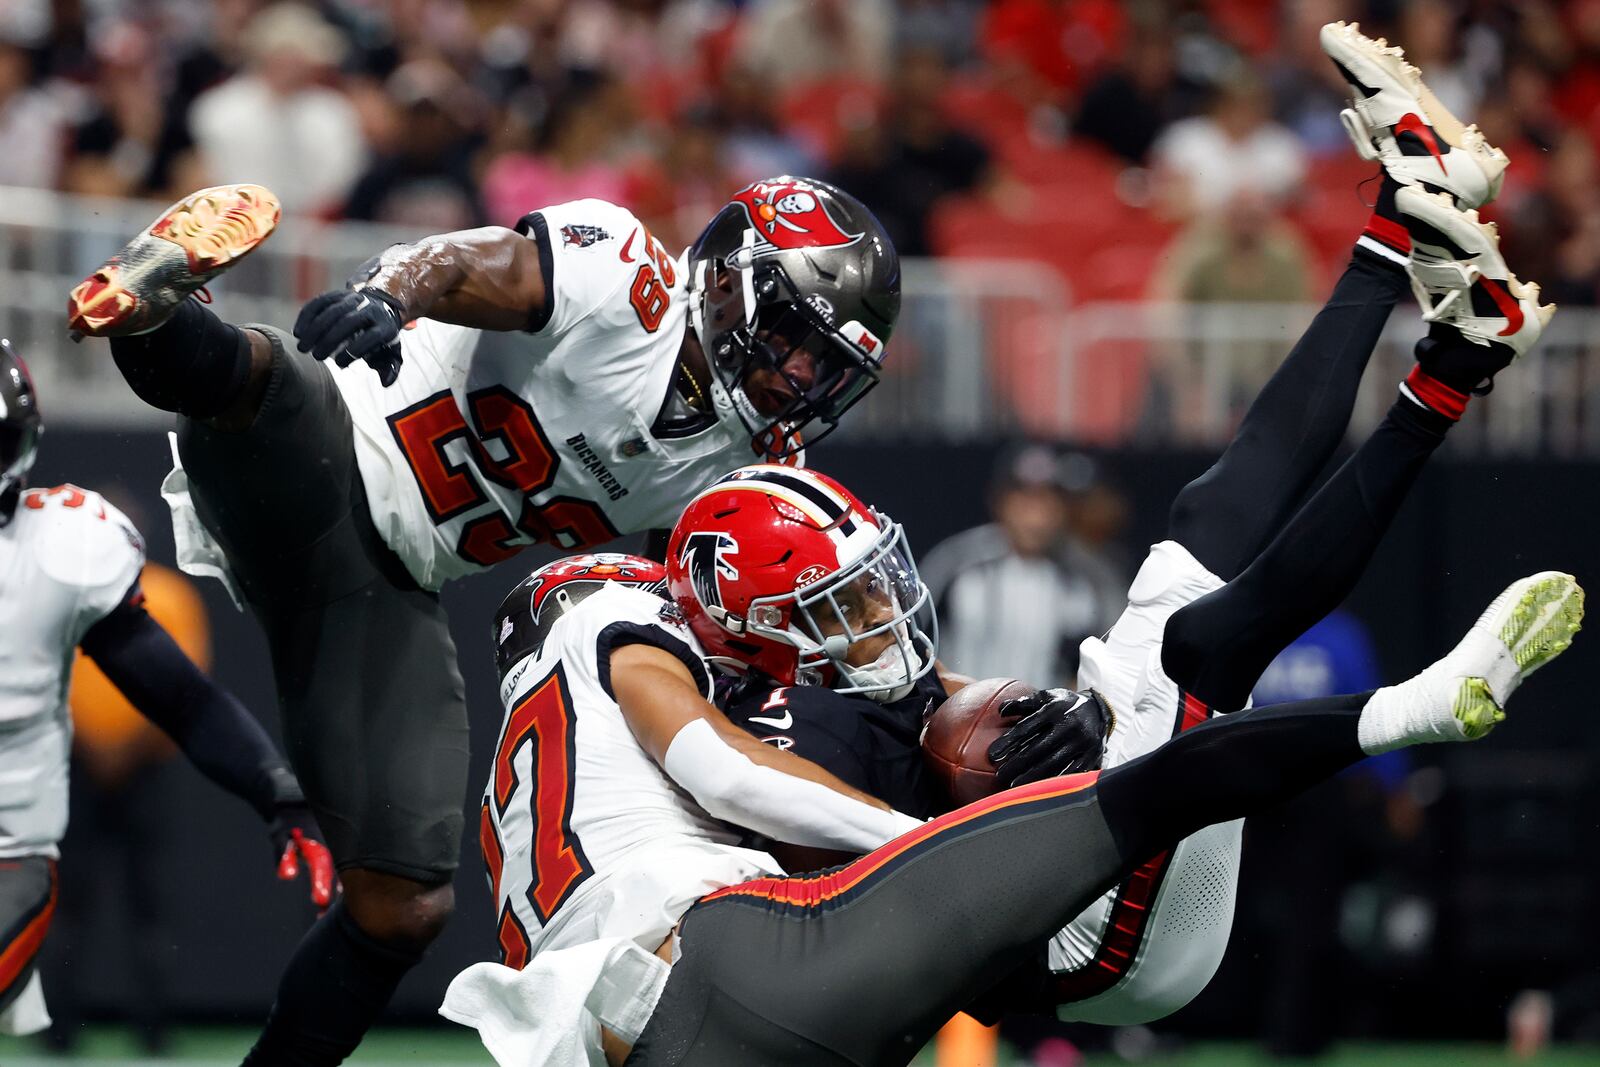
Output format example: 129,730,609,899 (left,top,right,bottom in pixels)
109,299,253,418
